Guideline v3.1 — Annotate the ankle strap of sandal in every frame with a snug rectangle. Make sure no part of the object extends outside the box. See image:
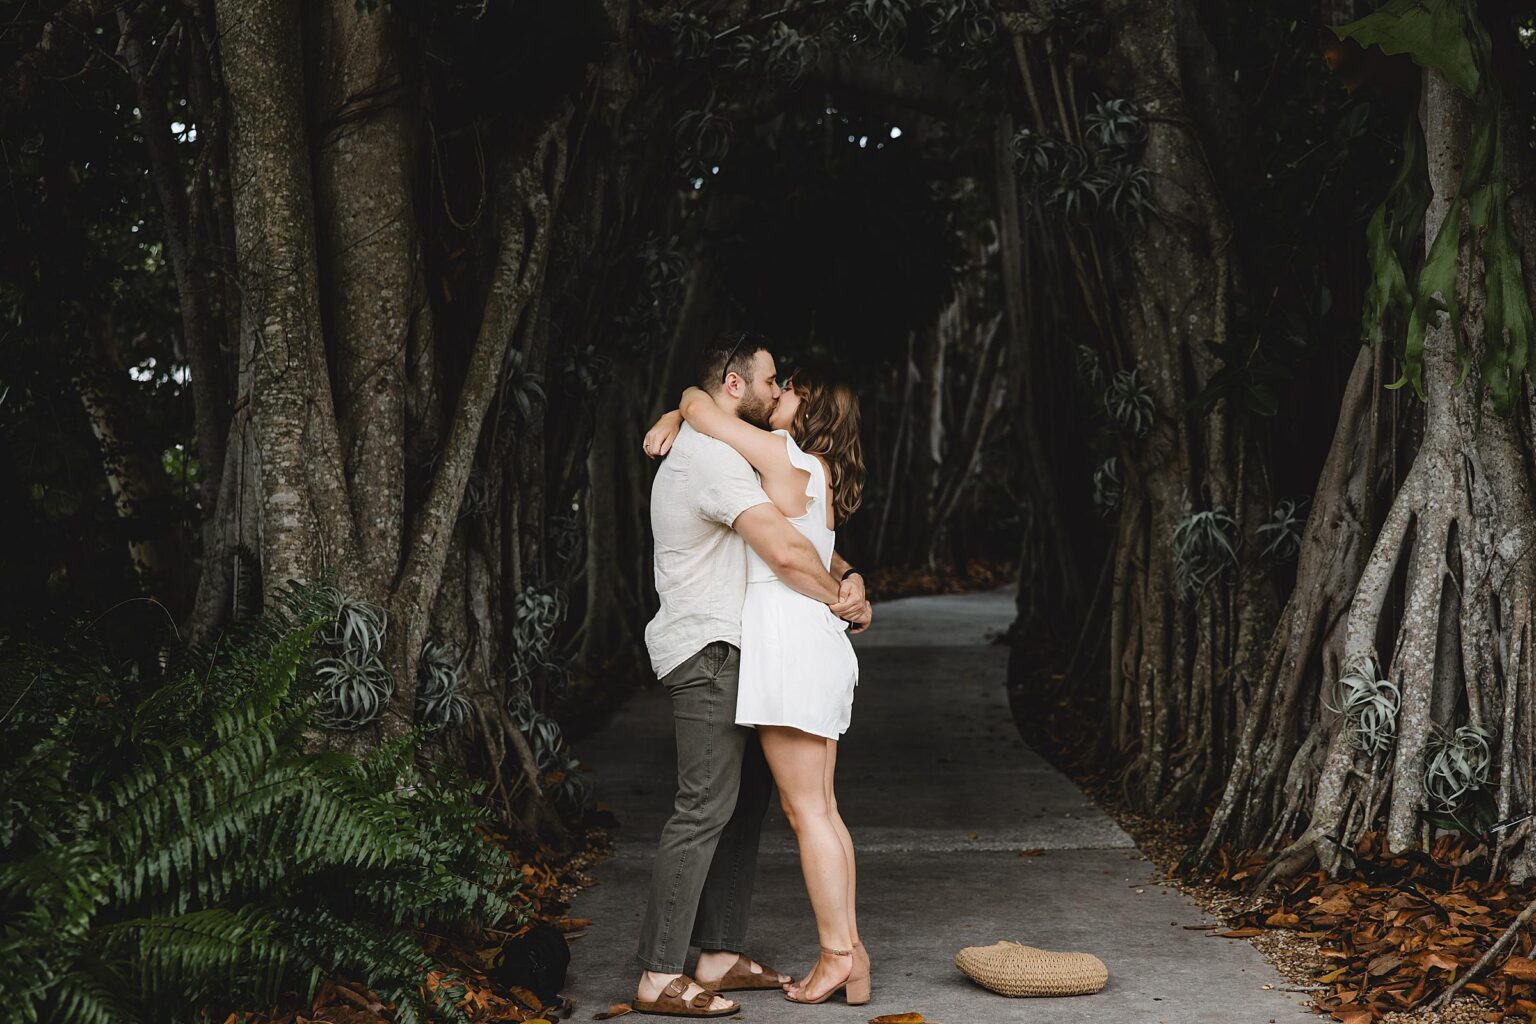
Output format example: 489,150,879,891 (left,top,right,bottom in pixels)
822,946,854,957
